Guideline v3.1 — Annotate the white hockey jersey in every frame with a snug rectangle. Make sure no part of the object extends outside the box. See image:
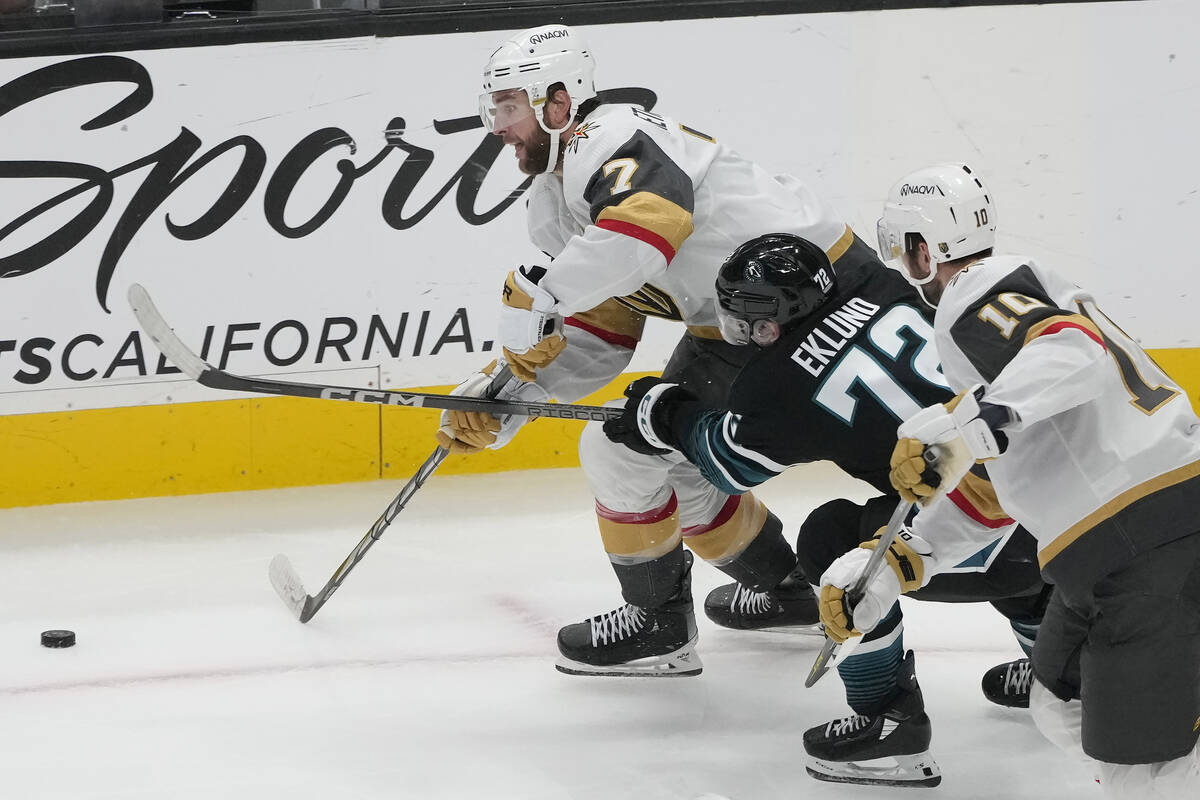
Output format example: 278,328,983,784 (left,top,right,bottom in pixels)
521,102,853,402
929,255,1200,601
